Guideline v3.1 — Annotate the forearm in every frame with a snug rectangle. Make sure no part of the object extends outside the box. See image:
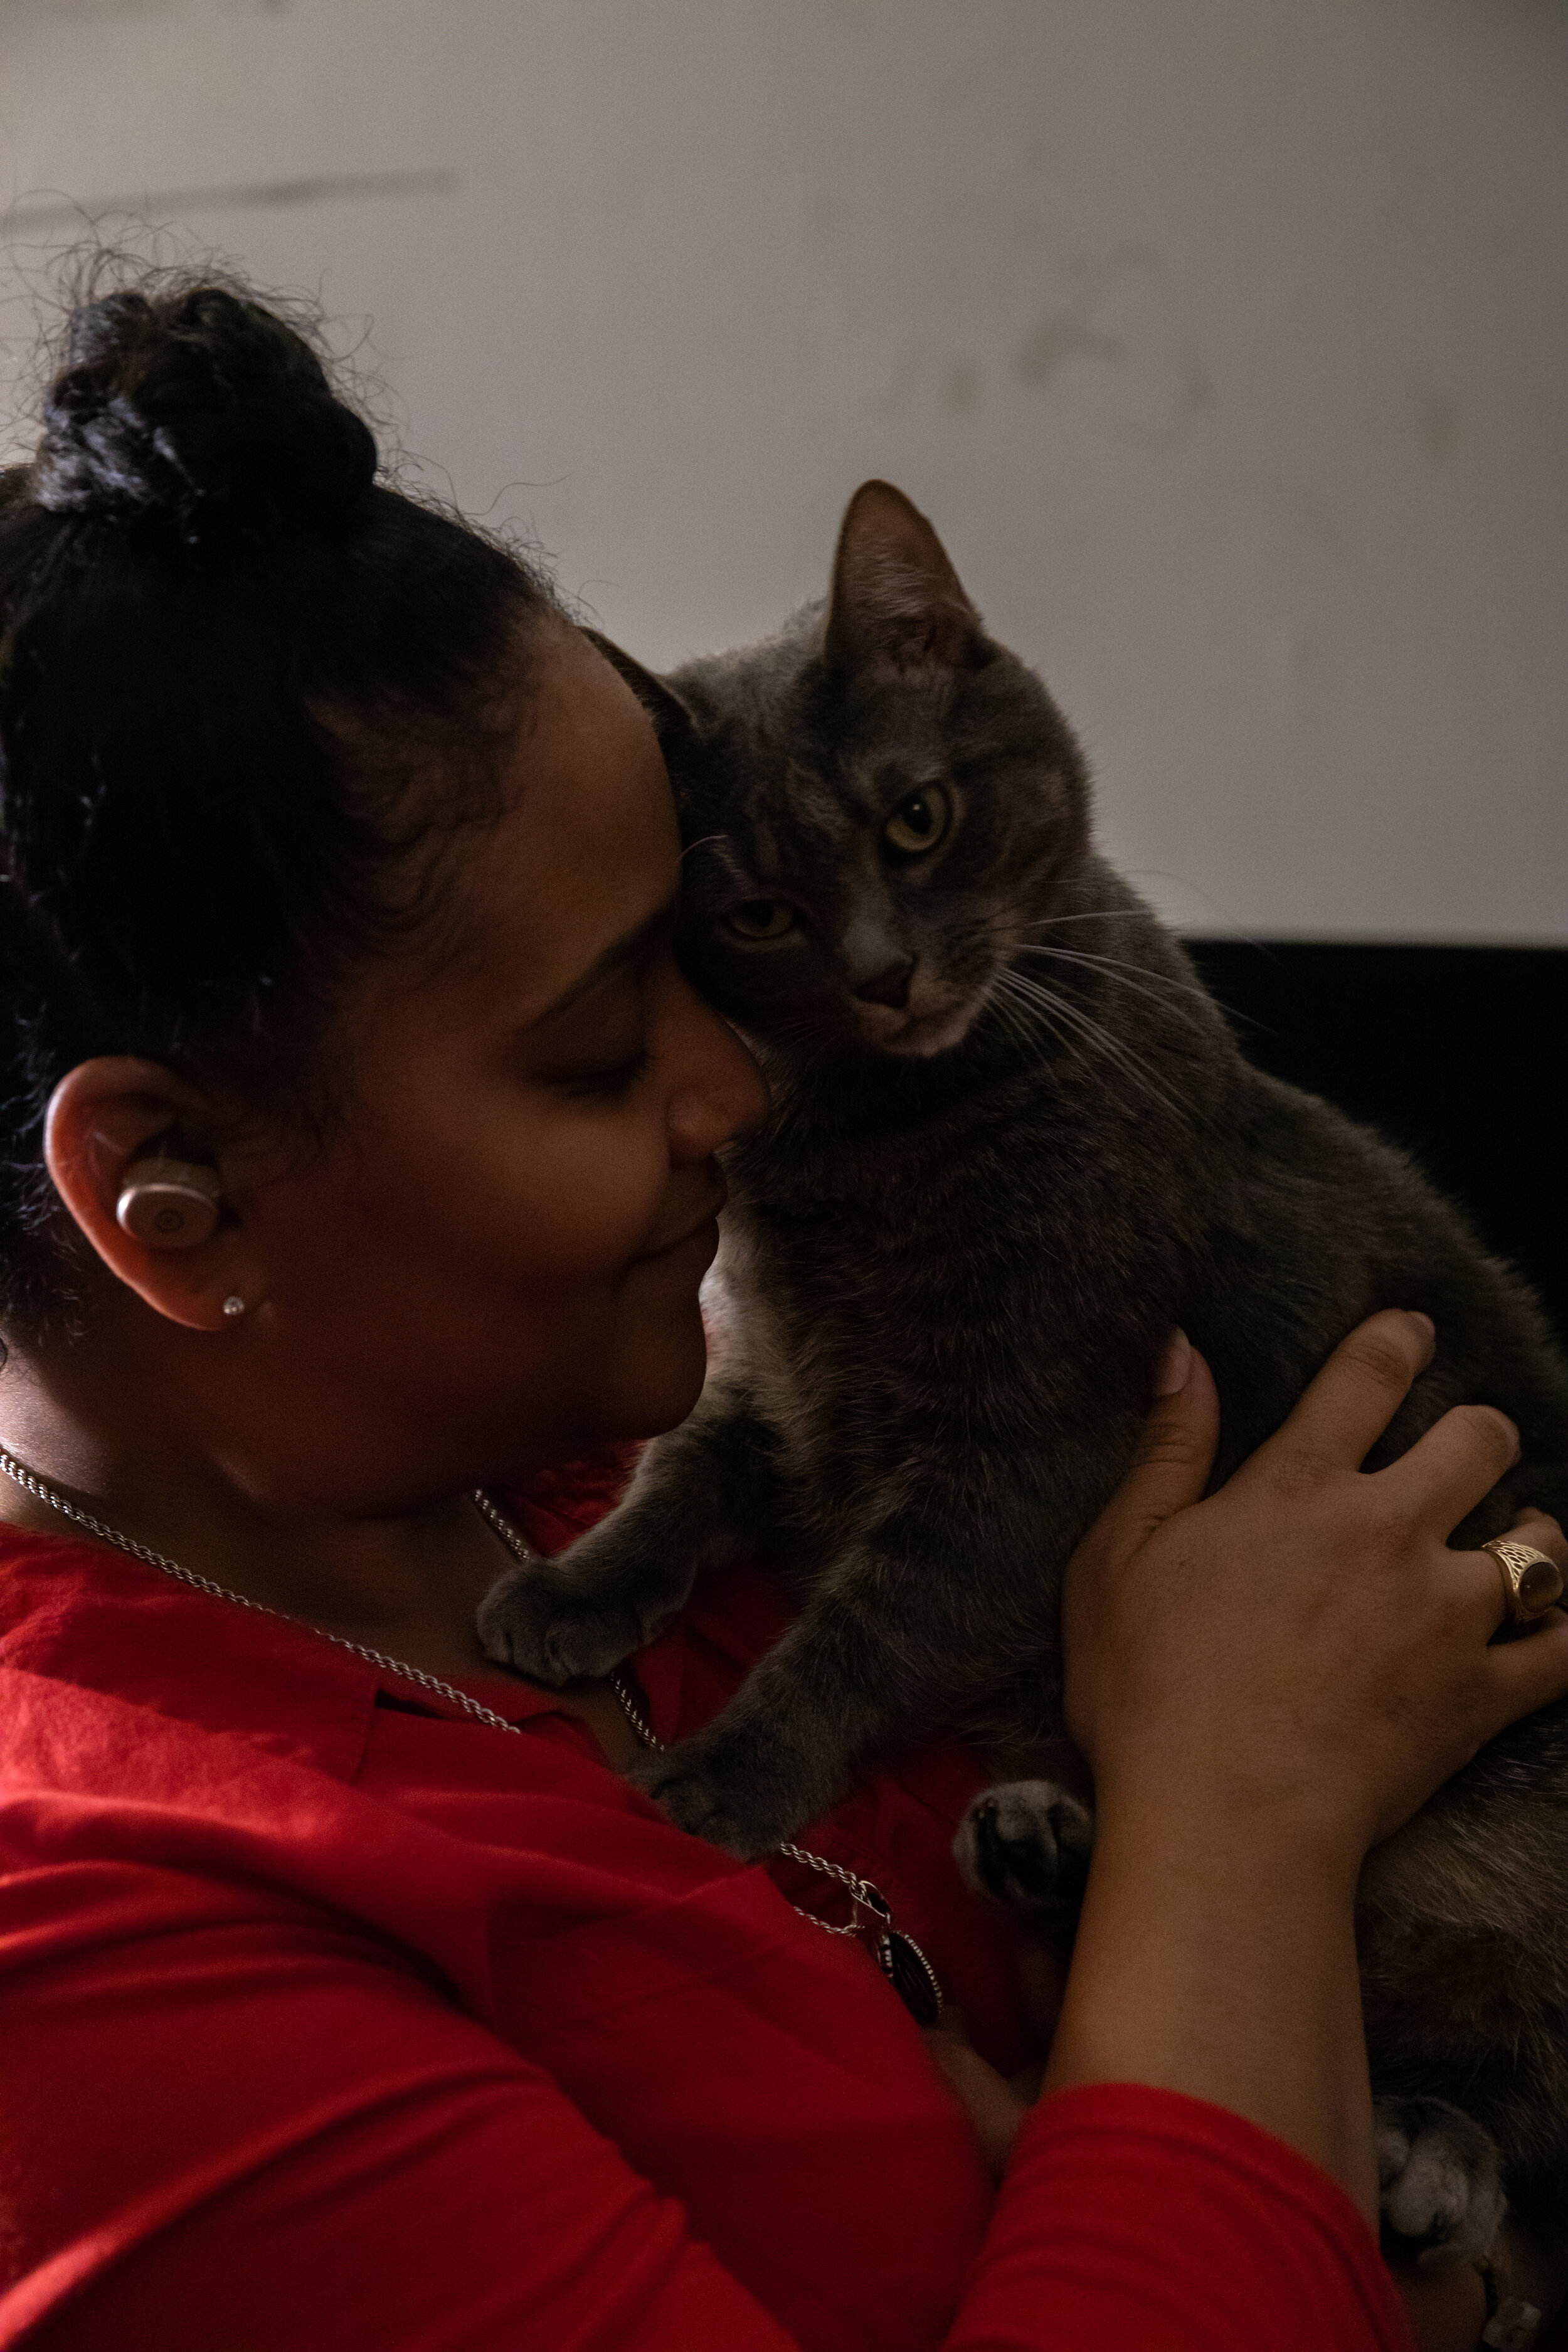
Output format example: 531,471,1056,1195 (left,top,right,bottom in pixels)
1042,1786,1379,2226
